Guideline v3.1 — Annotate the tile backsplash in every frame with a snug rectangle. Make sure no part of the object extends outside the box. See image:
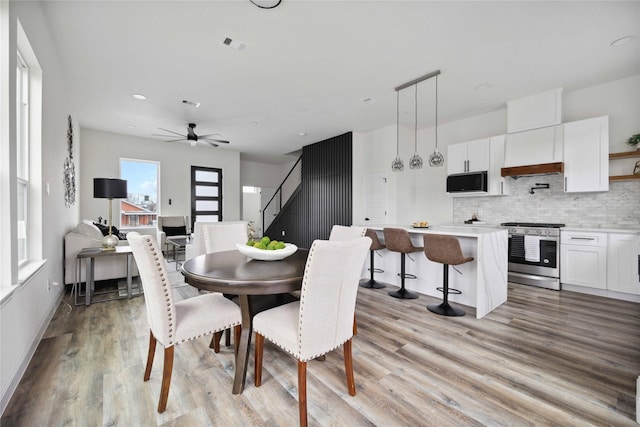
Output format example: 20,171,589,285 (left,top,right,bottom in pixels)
453,175,639,228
